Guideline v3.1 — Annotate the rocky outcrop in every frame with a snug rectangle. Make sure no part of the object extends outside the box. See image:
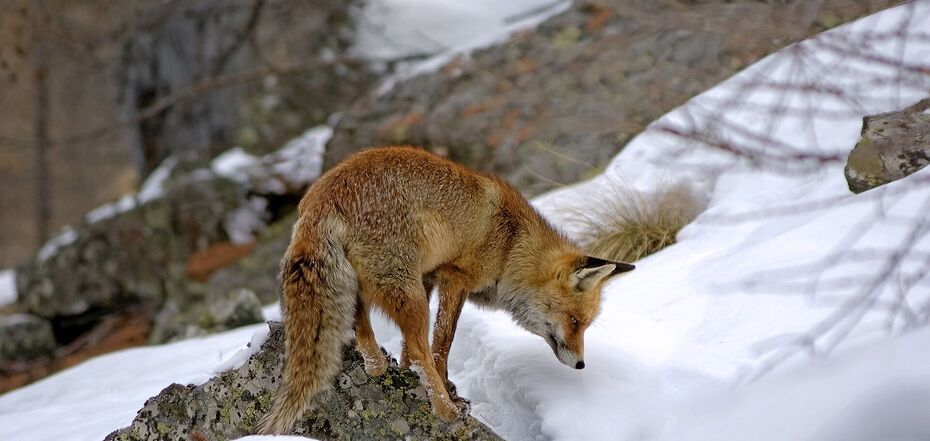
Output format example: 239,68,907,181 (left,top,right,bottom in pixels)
148,212,295,343
106,322,502,441
325,0,900,196
0,314,57,363
205,213,295,305
150,285,264,343
15,176,246,322
10,118,328,352
846,98,930,193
